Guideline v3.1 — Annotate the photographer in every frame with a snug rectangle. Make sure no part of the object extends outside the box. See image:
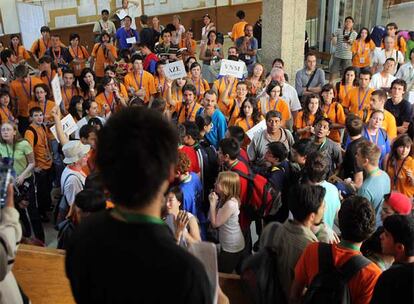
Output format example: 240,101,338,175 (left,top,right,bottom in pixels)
0,122,44,244
95,76,128,118
0,185,29,303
